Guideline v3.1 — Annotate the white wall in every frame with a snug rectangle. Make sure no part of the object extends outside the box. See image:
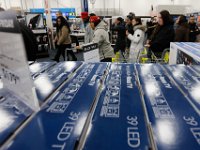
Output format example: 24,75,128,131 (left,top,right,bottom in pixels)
89,0,200,16
0,0,200,15
0,0,37,10
93,0,200,15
